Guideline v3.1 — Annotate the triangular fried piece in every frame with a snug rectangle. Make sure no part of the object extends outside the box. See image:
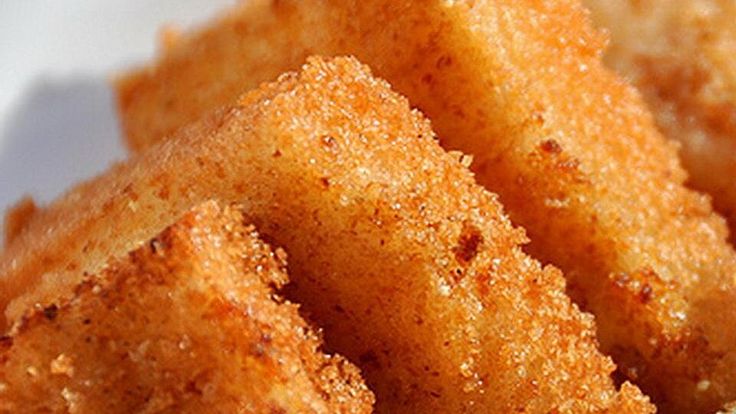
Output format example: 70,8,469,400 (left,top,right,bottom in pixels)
0,201,373,413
